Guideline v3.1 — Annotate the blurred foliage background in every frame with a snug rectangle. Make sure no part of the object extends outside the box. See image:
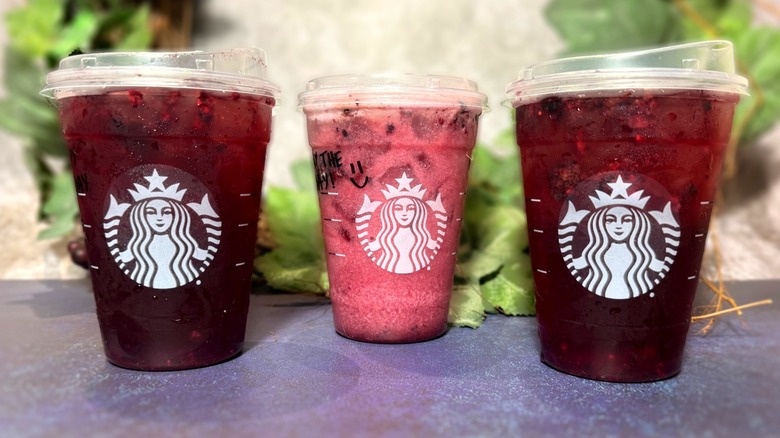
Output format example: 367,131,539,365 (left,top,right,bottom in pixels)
546,0,780,177
0,0,192,239
255,0,780,327
1,0,778,326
